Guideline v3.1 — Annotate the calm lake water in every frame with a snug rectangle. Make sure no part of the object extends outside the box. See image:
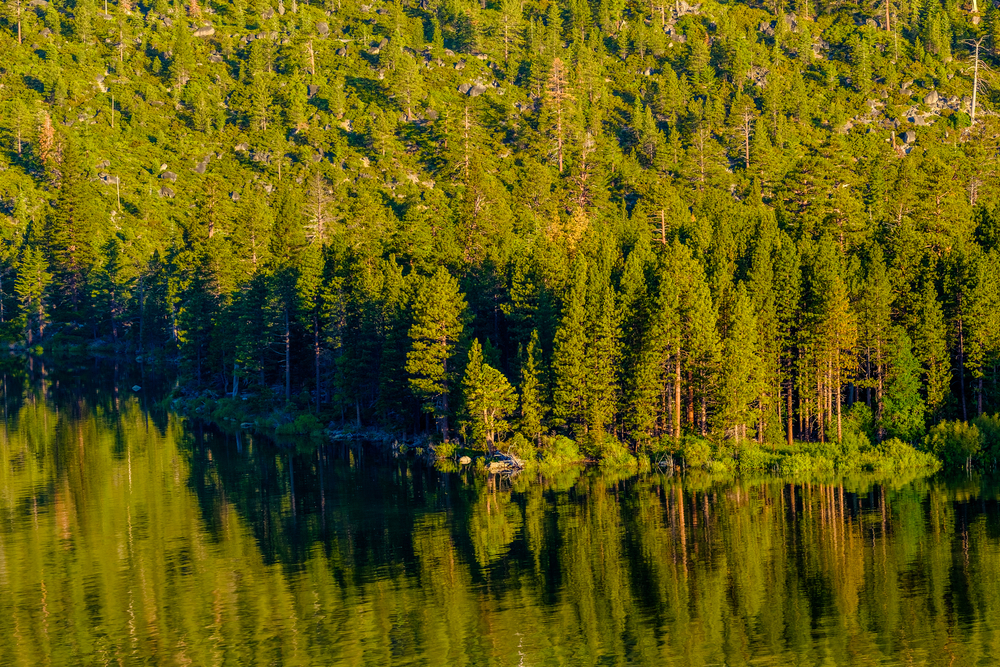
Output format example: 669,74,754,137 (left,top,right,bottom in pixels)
2,362,1000,665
